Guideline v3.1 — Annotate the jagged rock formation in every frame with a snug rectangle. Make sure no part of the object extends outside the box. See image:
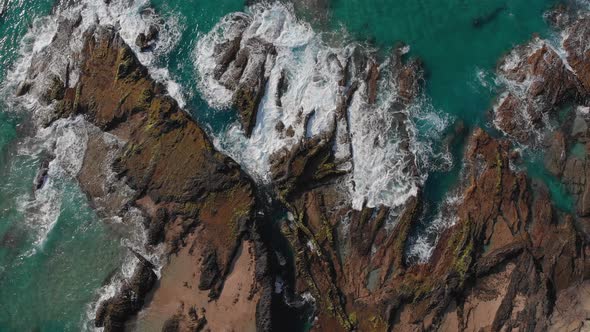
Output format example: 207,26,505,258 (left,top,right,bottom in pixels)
258,6,590,332
494,7,590,220
493,9,590,144
24,24,274,331
384,129,590,331
208,14,275,137
264,46,428,331
274,124,590,331
16,2,590,331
